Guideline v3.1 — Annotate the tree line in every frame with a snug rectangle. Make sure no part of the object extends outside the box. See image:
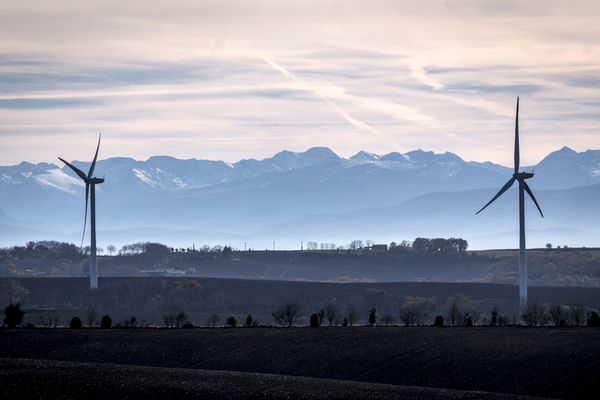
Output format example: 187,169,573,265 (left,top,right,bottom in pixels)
303,238,469,253
5,293,600,329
